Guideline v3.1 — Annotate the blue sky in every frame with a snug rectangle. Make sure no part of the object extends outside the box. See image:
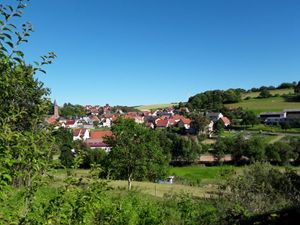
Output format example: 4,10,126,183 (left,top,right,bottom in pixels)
13,0,300,106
